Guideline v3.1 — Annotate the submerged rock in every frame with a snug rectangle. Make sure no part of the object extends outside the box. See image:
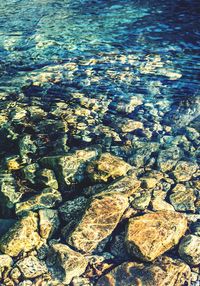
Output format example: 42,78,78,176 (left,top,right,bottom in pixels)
47,243,88,284
87,152,132,182
0,212,43,257
40,149,98,189
178,235,200,266
16,256,48,279
126,211,187,261
15,188,62,215
96,256,191,286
